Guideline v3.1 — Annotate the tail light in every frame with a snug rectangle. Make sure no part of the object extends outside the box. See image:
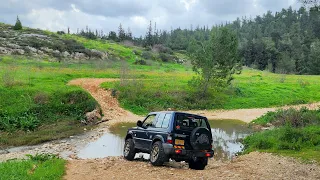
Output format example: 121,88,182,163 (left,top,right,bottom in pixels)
175,149,182,154
205,153,211,157
167,134,173,144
